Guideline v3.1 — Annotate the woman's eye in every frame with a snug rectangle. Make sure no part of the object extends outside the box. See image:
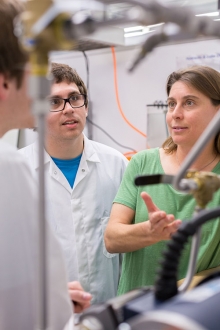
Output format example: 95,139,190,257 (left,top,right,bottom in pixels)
168,101,175,109
186,100,194,106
